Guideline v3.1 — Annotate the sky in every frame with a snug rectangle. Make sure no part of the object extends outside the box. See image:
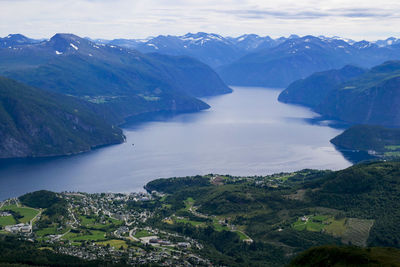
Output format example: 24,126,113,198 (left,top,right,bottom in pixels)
0,0,399,41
